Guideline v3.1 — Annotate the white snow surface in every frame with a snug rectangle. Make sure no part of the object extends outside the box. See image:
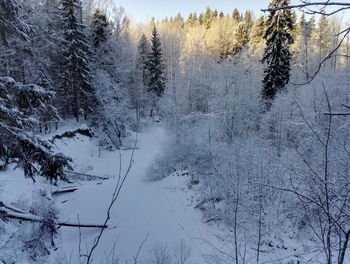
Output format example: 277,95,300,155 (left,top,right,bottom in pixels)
0,125,221,263
53,125,218,263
